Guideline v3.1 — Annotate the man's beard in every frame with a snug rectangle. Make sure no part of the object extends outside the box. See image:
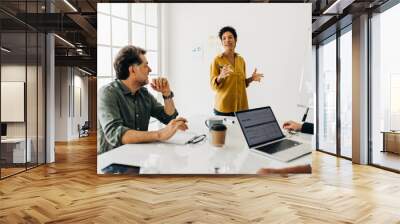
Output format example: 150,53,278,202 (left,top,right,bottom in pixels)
138,78,149,87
